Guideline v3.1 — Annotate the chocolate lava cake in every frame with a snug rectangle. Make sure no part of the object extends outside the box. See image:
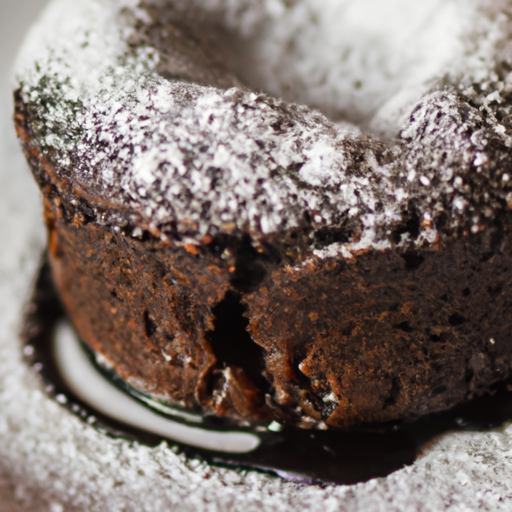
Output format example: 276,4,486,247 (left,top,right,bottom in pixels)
13,0,512,428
